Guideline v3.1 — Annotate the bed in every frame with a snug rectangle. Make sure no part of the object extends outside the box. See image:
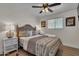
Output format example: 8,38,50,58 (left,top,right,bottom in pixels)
18,24,63,56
